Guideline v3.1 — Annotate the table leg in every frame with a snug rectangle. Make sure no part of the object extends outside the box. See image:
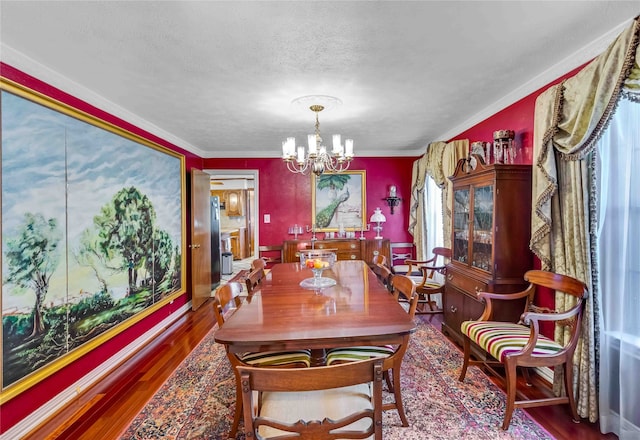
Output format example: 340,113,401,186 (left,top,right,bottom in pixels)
310,348,327,366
